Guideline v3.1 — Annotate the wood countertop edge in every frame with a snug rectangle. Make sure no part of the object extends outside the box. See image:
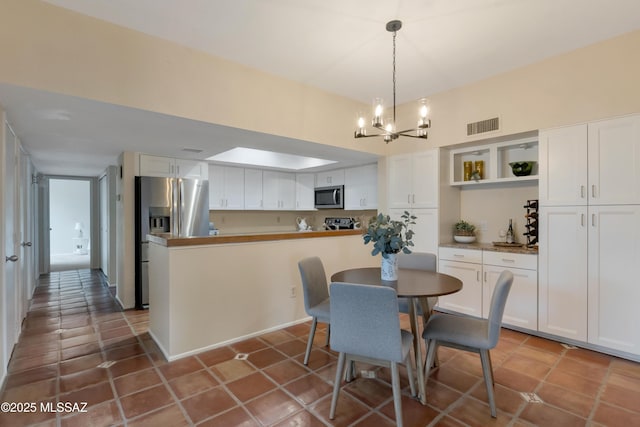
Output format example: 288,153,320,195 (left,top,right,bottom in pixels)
439,242,538,255
147,229,364,247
